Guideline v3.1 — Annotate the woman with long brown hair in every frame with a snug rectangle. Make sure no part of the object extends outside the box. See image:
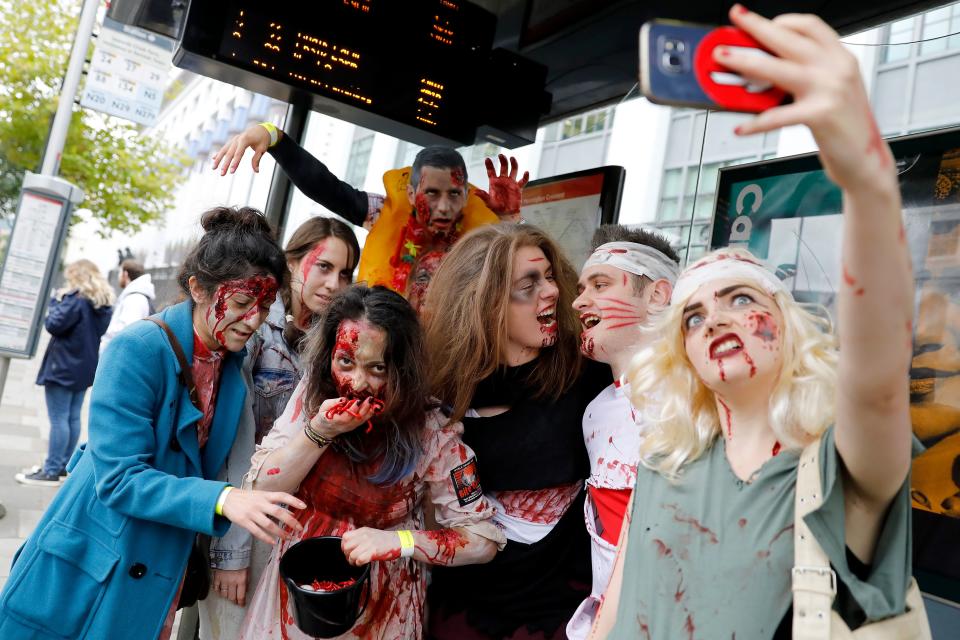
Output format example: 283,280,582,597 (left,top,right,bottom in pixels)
424,223,609,639
238,285,505,639
199,216,361,639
